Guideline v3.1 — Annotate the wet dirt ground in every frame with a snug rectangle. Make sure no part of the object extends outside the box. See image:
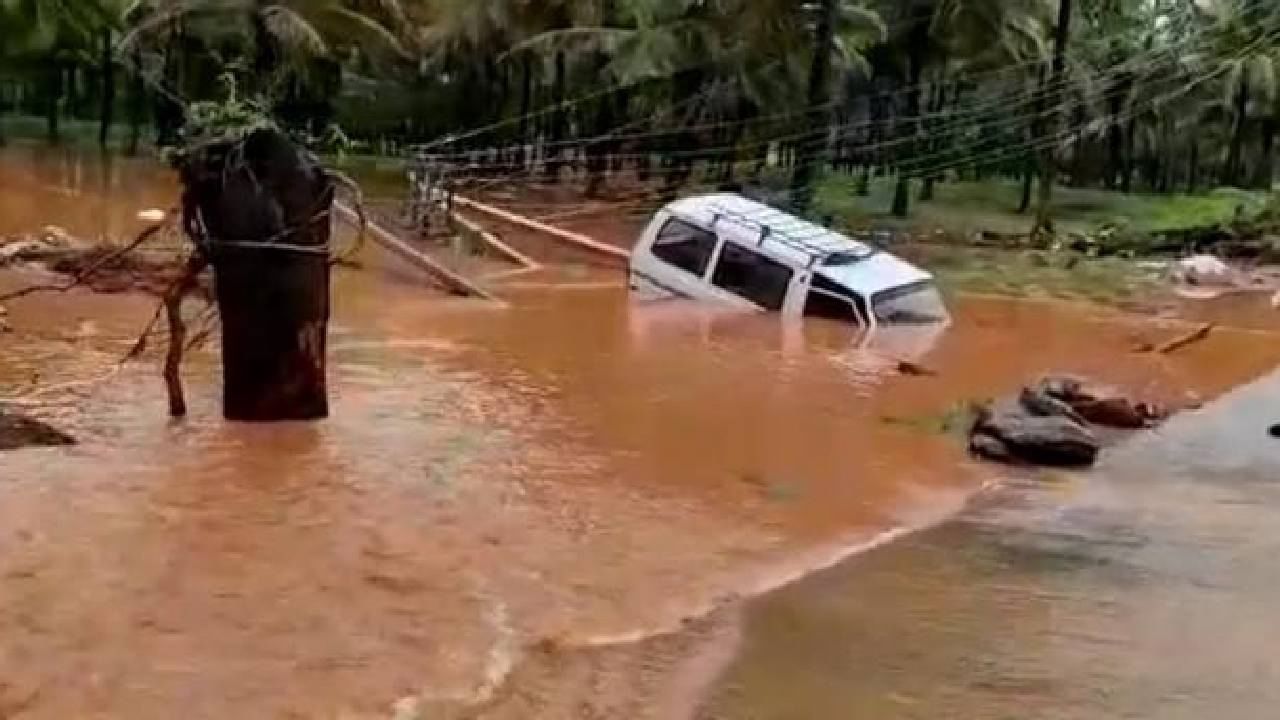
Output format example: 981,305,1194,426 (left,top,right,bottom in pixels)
699,369,1280,720
3,146,1280,718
